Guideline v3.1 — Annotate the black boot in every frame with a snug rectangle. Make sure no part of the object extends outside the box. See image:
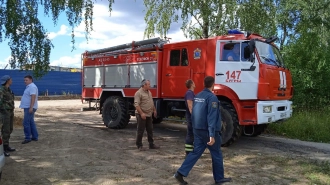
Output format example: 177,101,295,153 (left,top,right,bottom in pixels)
174,172,188,185
4,151,10,157
3,145,12,157
4,145,16,152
